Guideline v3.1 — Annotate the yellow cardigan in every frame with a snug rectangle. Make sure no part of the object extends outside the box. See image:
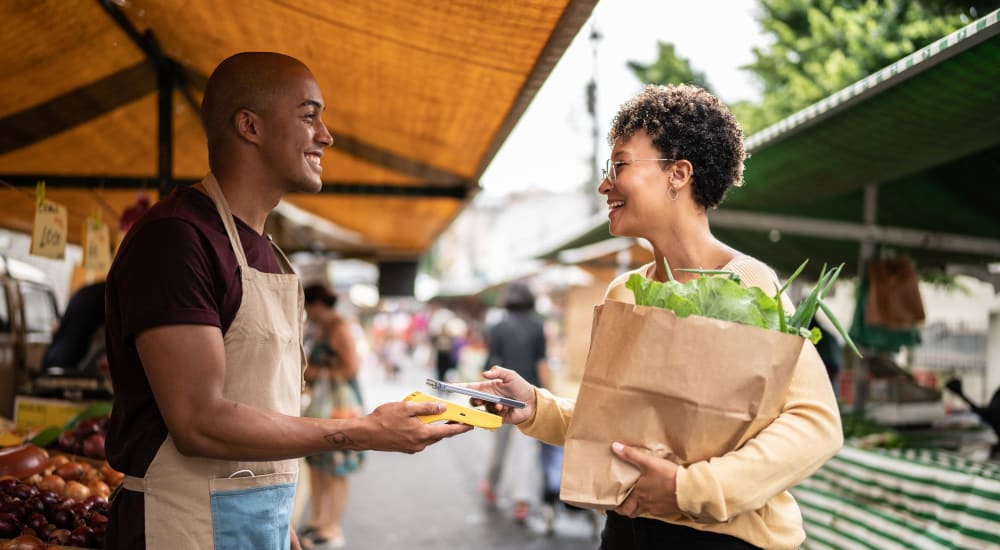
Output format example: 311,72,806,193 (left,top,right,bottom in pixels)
519,256,843,549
